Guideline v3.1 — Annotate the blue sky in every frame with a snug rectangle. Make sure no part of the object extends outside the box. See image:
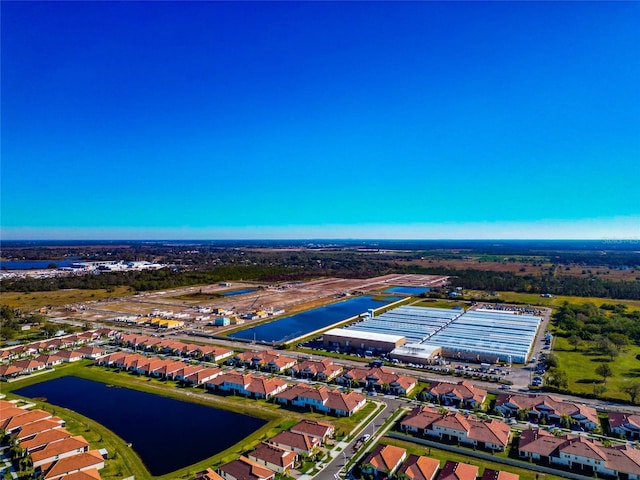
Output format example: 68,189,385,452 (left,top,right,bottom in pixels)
1,1,639,240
